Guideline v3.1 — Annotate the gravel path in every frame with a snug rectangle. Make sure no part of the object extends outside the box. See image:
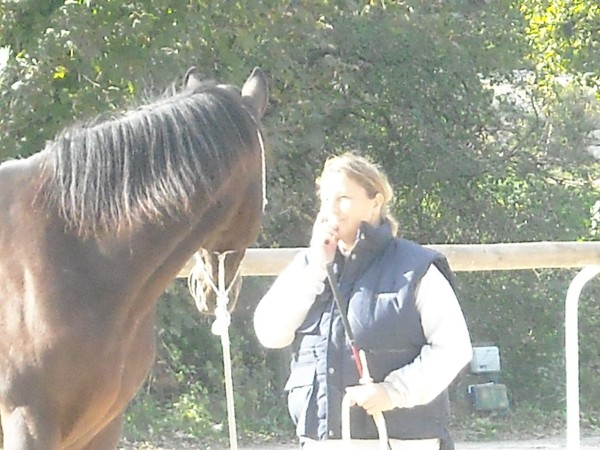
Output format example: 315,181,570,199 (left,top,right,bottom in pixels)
122,434,600,449
237,436,600,449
